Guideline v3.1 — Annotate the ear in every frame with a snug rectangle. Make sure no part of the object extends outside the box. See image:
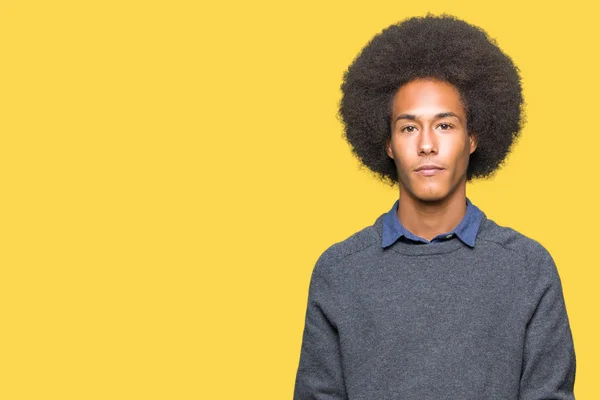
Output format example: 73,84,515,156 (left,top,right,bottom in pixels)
386,137,394,159
468,132,478,155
